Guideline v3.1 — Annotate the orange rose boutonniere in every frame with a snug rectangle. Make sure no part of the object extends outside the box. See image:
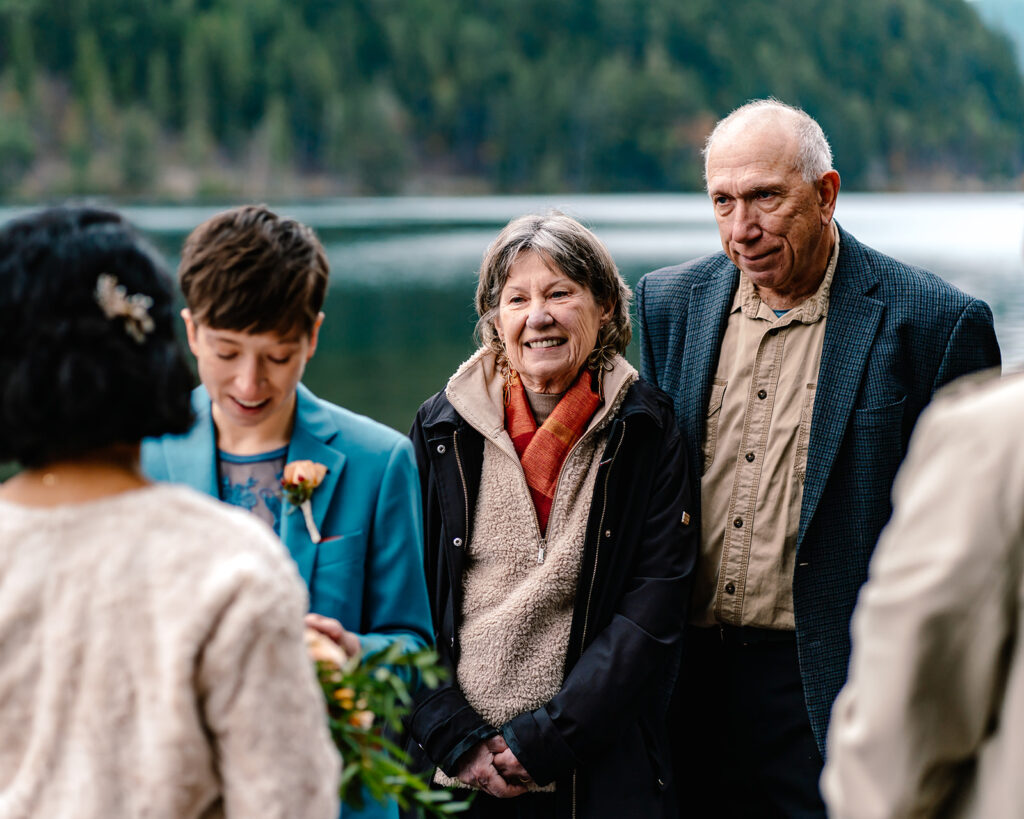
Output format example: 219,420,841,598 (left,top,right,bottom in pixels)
281,460,328,543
